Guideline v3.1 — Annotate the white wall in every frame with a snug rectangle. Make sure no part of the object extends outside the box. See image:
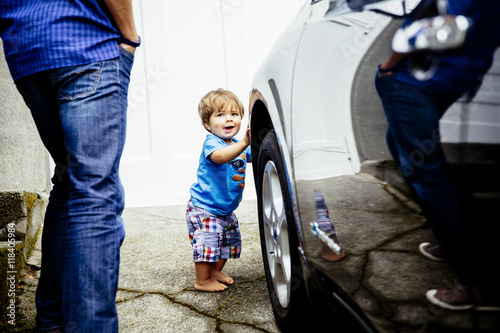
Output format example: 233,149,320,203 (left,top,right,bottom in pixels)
121,0,305,207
